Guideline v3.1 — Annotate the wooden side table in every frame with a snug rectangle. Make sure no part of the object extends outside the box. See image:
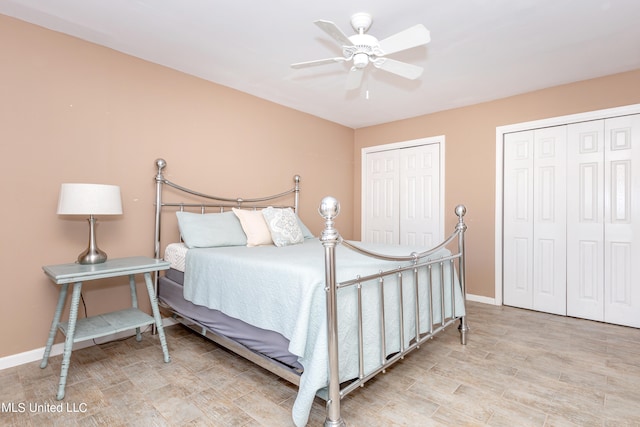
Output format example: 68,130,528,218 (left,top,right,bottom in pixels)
41,256,171,400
